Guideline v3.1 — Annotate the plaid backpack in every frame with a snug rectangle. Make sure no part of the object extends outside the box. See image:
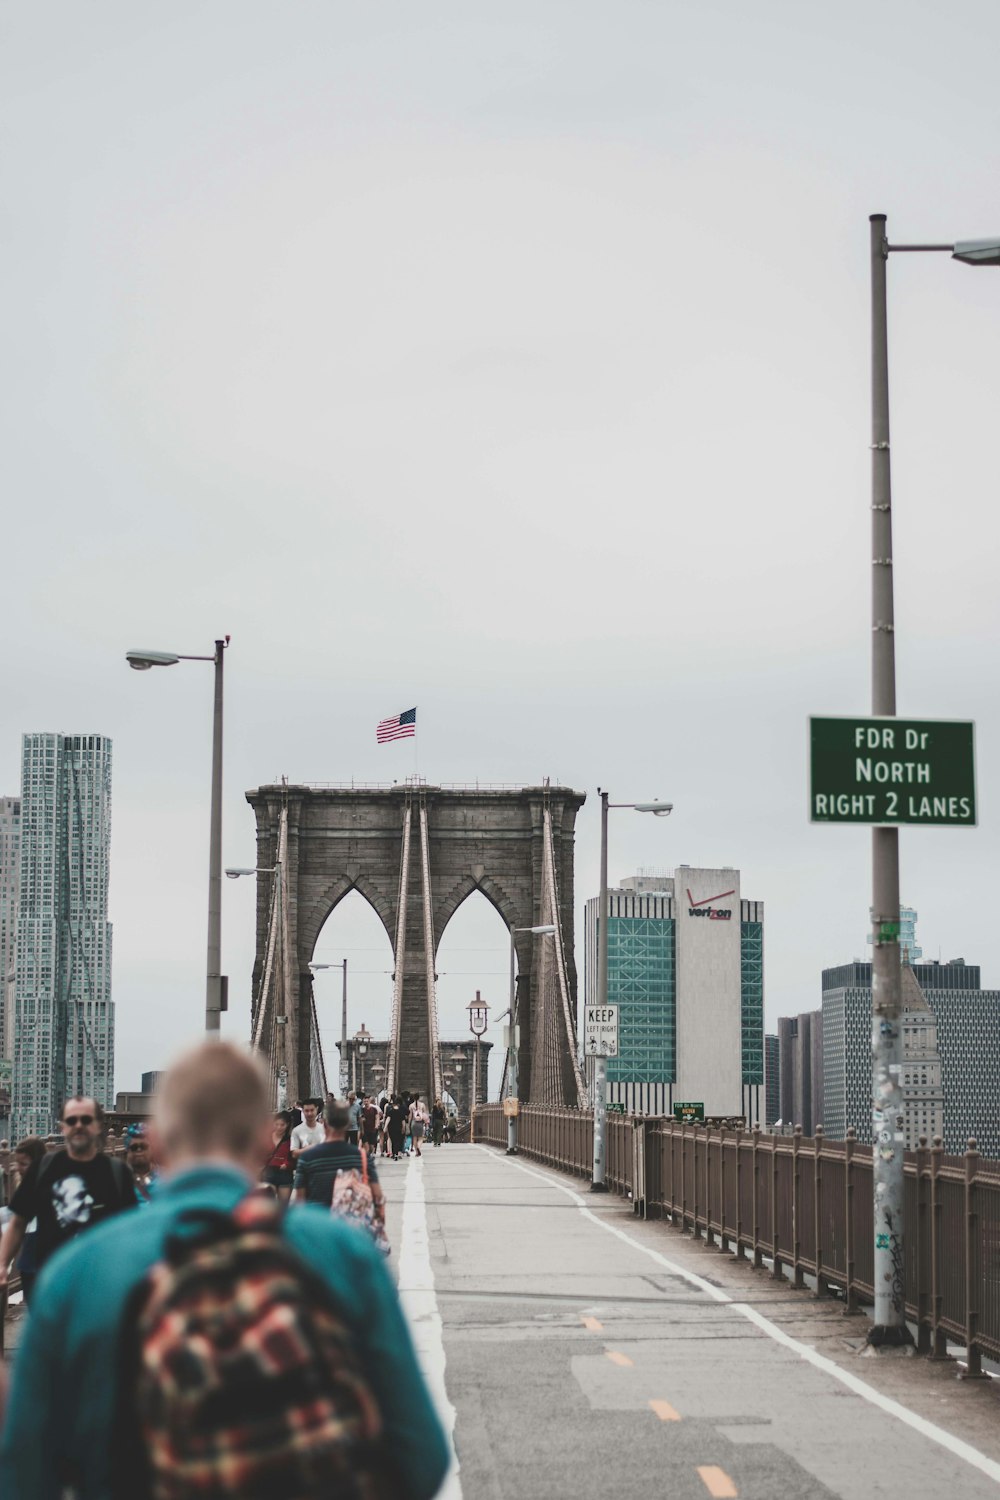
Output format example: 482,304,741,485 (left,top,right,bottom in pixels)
114,1193,387,1500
